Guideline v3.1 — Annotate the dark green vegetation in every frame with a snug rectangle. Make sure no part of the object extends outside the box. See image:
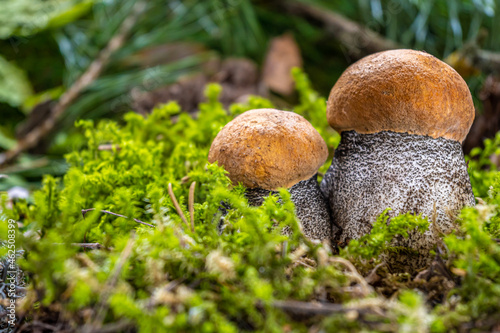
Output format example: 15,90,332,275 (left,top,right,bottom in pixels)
0,74,499,332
